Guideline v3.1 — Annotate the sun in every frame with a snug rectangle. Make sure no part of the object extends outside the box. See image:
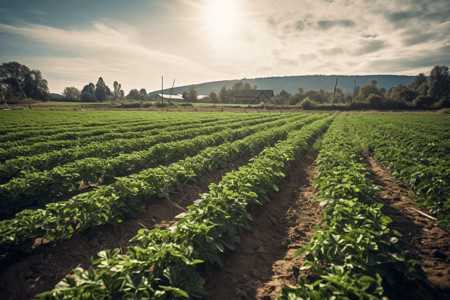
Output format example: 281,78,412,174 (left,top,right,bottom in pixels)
201,0,243,39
